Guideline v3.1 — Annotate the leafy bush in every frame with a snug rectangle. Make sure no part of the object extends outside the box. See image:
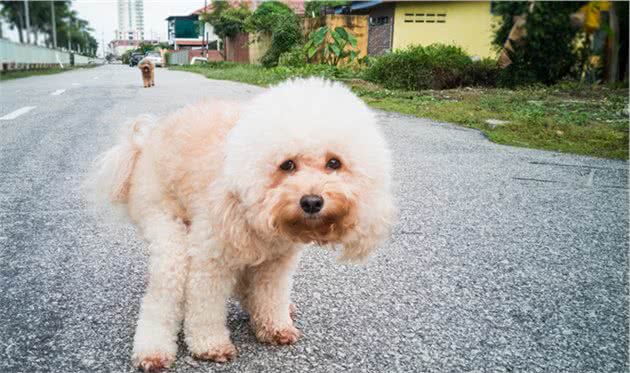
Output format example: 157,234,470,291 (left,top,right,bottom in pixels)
121,50,132,65
463,59,499,87
247,1,302,68
163,51,171,65
272,64,360,81
305,26,359,66
492,2,583,86
203,61,241,69
246,1,290,33
278,46,308,67
364,44,474,90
